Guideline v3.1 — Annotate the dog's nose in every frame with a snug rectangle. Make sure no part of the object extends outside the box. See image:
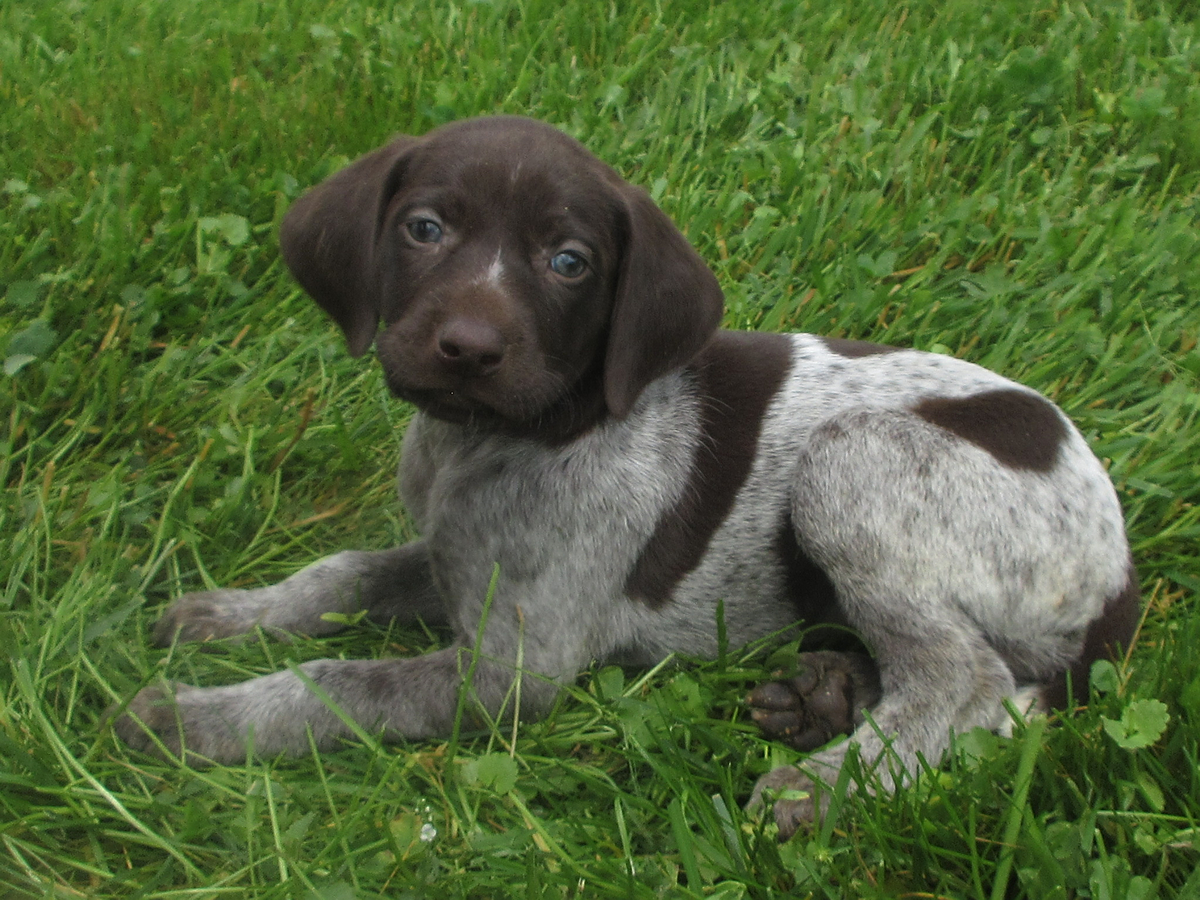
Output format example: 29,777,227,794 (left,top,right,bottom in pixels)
436,319,506,375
